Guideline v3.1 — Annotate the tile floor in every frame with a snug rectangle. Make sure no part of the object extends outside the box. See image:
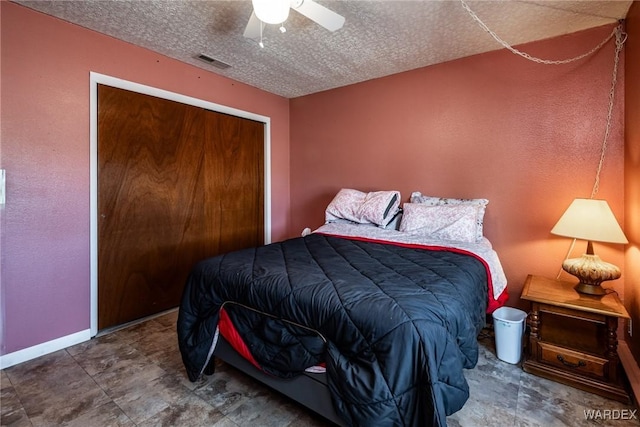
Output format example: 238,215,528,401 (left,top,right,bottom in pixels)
1,310,638,426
